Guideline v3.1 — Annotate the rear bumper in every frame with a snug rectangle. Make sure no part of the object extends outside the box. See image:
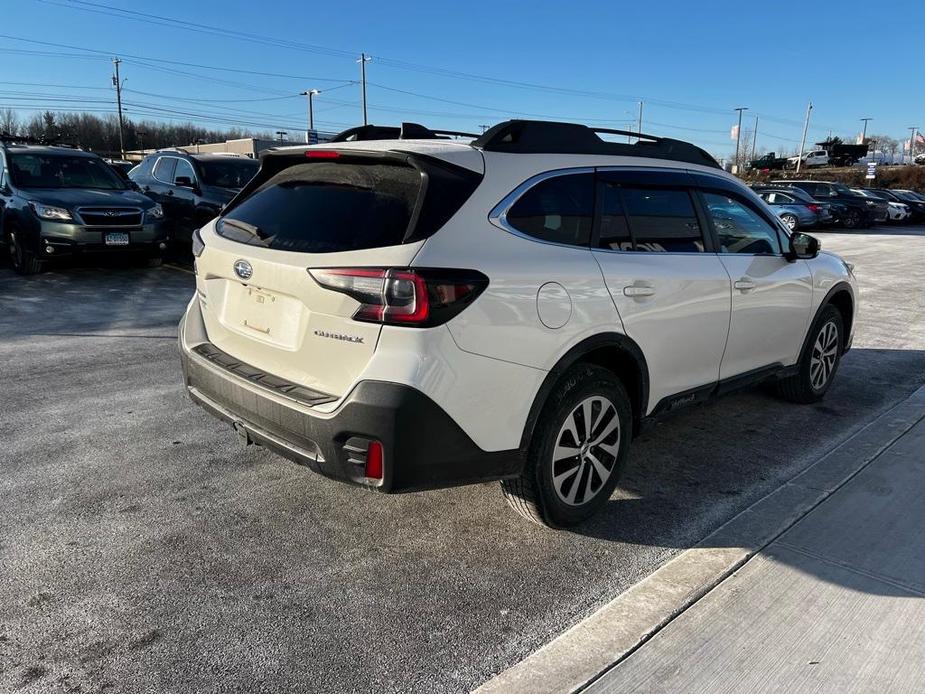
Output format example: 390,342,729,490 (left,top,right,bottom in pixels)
179,319,523,493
